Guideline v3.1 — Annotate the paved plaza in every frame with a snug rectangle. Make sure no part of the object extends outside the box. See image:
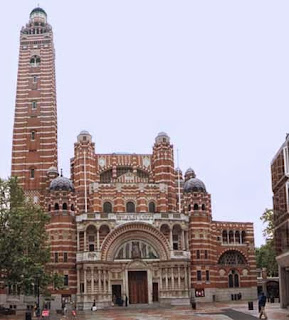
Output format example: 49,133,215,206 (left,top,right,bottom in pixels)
1,302,289,320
